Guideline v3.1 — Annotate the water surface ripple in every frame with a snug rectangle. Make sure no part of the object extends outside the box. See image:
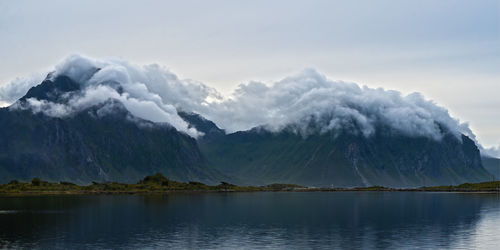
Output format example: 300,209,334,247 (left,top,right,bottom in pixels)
0,192,499,249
